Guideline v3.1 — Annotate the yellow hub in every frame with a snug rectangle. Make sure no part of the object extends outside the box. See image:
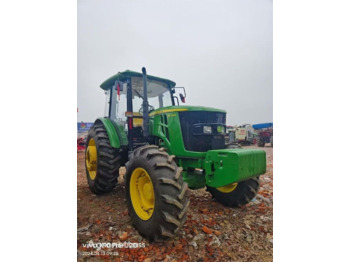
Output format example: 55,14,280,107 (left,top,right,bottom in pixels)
217,182,238,193
86,138,97,180
130,168,155,220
